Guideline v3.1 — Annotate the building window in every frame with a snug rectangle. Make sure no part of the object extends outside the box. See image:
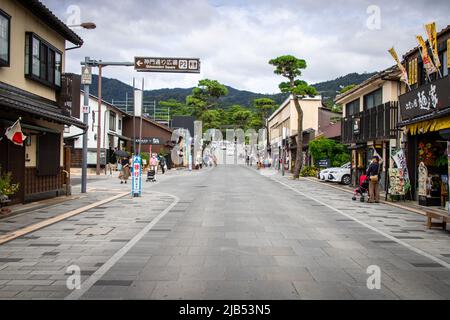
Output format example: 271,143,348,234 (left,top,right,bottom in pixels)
109,111,117,131
118,119,122,130
363,88,382,110
345,98,360,117
0,10,10,67
25,32,62,89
